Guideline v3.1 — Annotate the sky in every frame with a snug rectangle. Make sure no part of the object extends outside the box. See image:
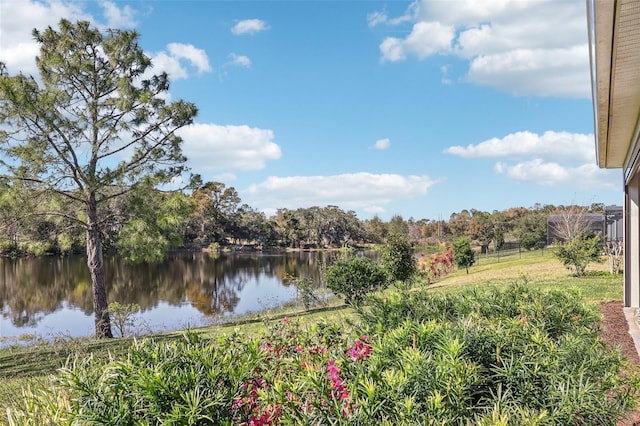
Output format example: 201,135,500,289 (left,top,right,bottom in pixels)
0,0,624,222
